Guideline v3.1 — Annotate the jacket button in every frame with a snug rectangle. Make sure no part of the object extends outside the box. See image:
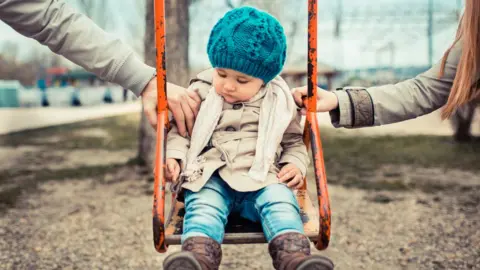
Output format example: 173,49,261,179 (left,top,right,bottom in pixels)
220,154,226,161
232,103,243,110
225,126,236,132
